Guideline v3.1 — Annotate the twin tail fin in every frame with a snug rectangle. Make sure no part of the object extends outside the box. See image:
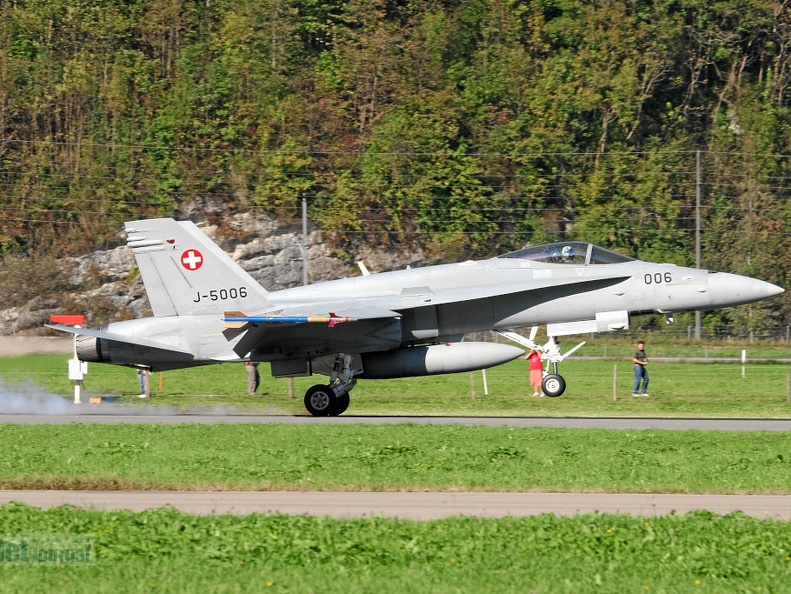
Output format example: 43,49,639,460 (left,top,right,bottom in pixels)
125,218,270,317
